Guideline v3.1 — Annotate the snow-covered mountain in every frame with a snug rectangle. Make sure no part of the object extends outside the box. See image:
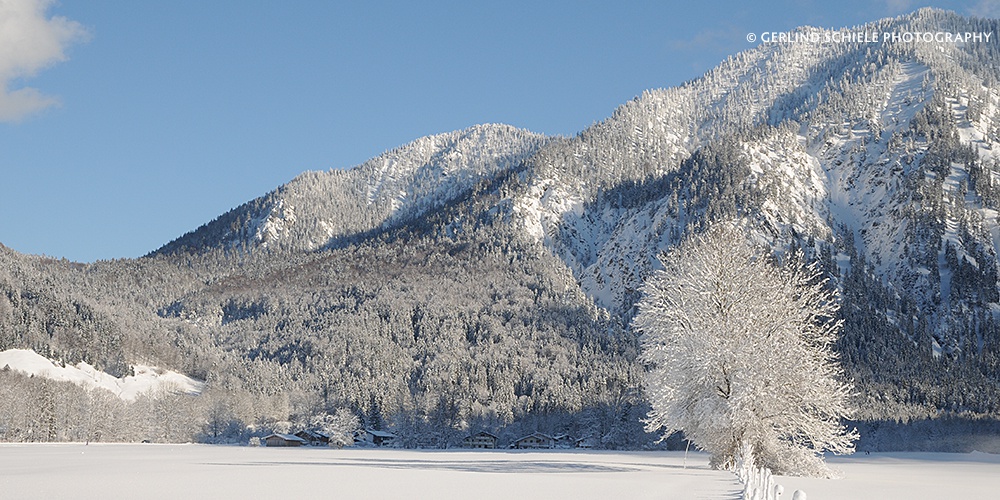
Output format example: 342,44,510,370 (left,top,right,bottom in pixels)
155,123,549,255
512,9,1000,360
142,7,1000,420
3,8,1000,445
157,10,1000,356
